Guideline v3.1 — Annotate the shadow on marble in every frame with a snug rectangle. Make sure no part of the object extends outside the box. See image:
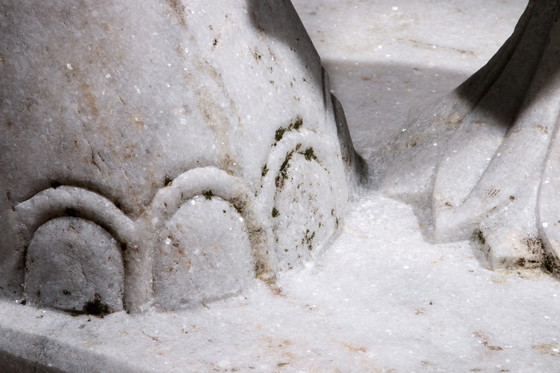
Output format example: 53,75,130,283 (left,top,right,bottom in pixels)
322,60,471,157
371,0,560,277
